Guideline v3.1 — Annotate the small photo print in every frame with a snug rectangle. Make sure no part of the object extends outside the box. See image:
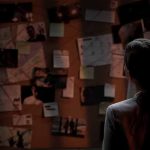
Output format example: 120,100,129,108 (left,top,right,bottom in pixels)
31,67,67,89
51,116,86,137
0,126,32,149
17,22,46,42
0,49,18,68
21,85,55,105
